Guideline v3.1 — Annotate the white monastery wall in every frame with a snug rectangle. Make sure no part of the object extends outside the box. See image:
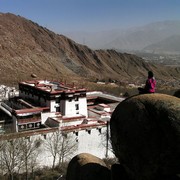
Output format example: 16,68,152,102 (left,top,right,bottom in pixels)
64,99,76,116
27,126,114,167
41,112,58,124
78,97,88,117
50,100,56,112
